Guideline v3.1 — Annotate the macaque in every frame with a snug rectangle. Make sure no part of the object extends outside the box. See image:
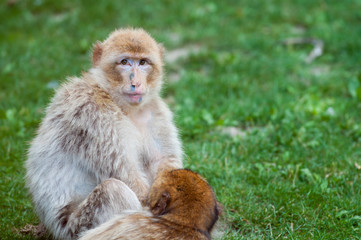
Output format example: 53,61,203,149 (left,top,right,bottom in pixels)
79,169,221,240
25,28,183,240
